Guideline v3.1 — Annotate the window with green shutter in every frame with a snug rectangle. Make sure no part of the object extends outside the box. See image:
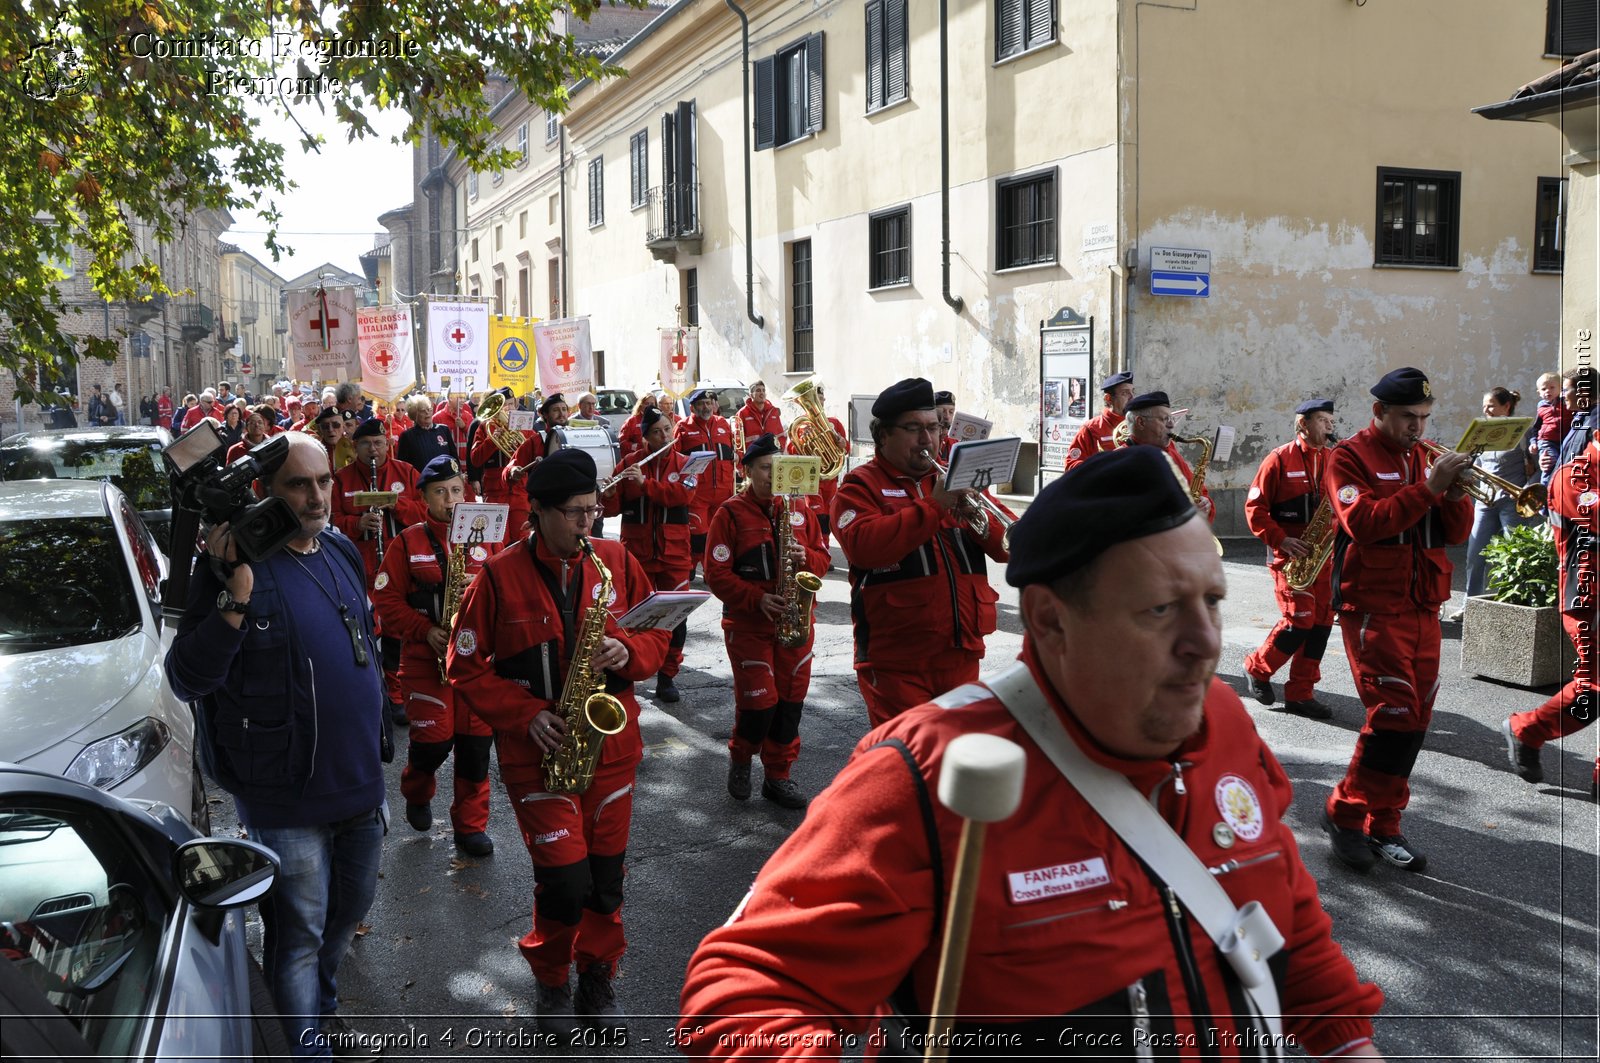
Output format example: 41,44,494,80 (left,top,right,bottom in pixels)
996,0,1055,62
